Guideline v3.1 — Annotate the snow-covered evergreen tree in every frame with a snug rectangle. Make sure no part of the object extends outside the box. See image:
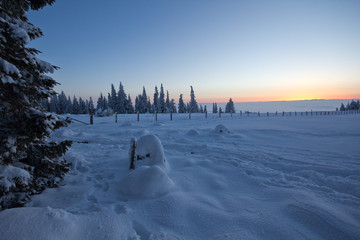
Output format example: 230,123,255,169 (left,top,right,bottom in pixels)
225,98,235,113
79,97,86,114
212,103,218,113
126,95,134,114
0,0,71,209
340,103,346,111
58,91,67,114
117,82,127,114
178,94,186,113
65,96,72,114
109,84,117,111
72,96,80,114
170,99,177,113
165,90,170,113
153,85,159,113
159,84,166,113
89,97,95,113
189,86,199,113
